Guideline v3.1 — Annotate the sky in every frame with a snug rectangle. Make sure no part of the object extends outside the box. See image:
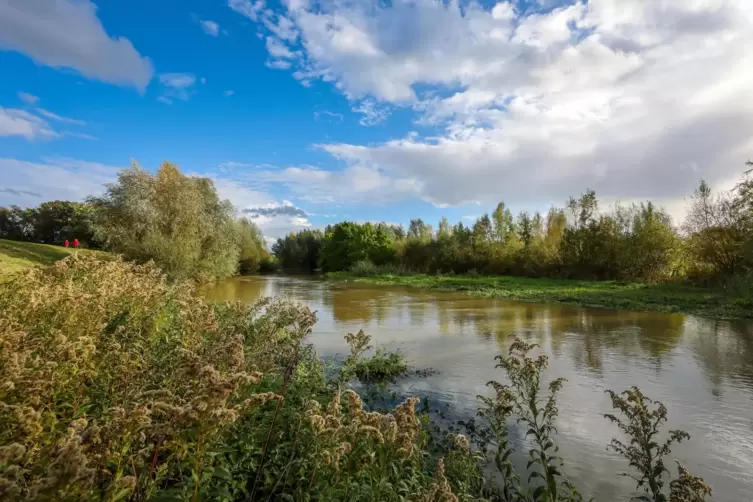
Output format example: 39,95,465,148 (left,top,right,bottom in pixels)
1,0,752,244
